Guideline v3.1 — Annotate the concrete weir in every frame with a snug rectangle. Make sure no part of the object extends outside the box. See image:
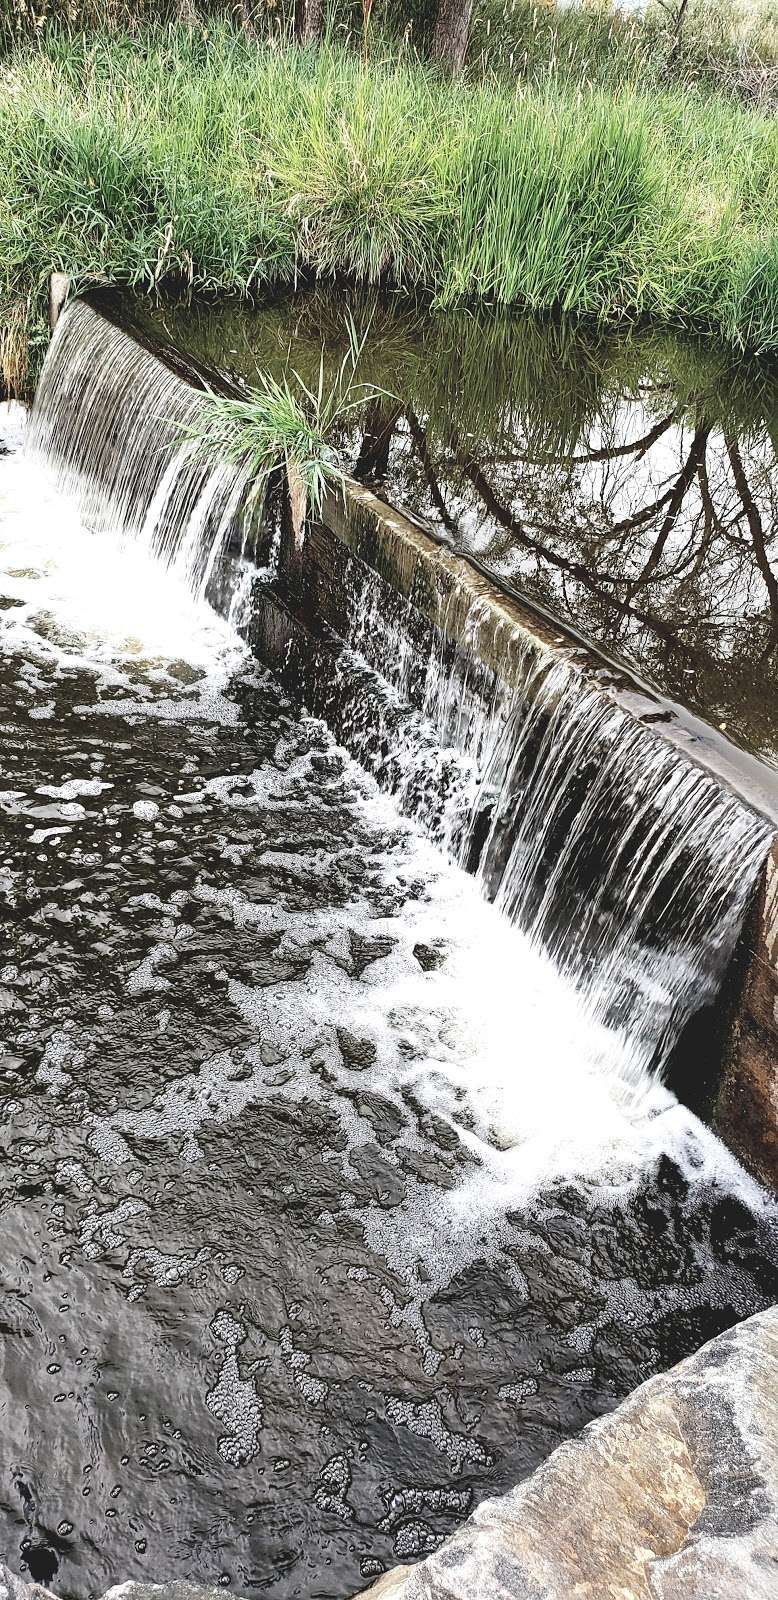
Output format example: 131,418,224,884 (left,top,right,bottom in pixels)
715,838,778,1188
38,284,778,1187
251,470,778,1189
